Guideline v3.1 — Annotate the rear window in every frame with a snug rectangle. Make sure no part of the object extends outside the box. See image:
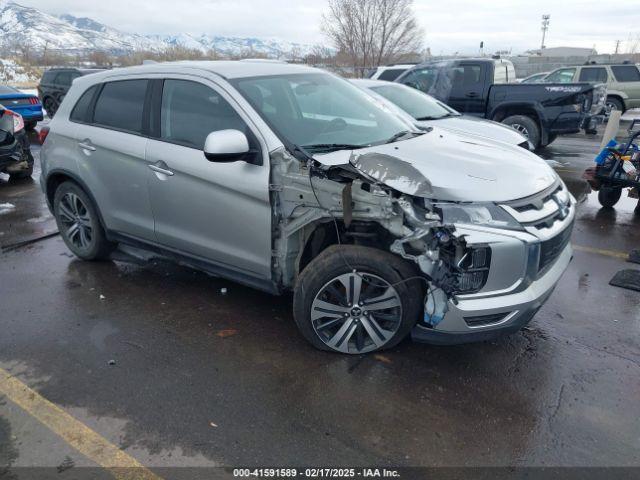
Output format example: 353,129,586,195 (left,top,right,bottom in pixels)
611,65,640,82
377,69,405,81
579,67,608,83
70,85,99,123
93,80,148,134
